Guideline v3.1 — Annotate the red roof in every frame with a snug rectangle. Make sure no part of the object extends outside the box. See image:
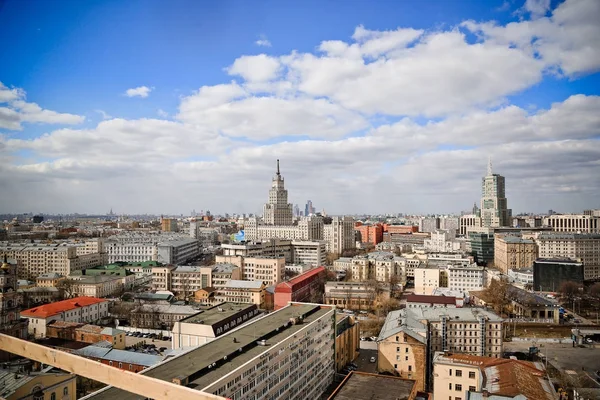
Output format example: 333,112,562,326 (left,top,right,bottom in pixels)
405,294,456,305
21,296,107,318
276,266,325,291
